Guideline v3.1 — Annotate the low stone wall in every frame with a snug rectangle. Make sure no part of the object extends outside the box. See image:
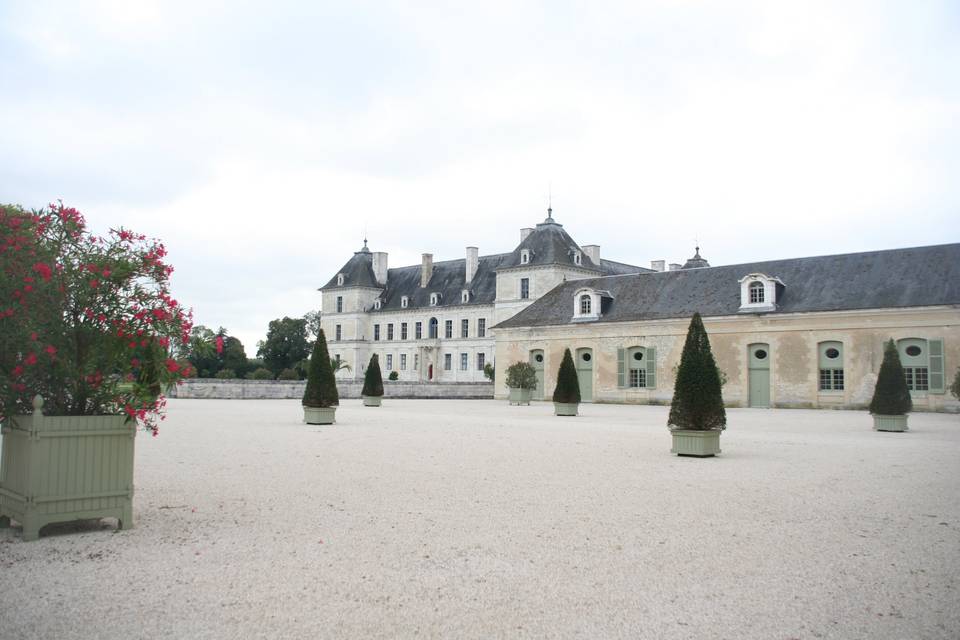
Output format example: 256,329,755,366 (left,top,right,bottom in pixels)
169,379,495,400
